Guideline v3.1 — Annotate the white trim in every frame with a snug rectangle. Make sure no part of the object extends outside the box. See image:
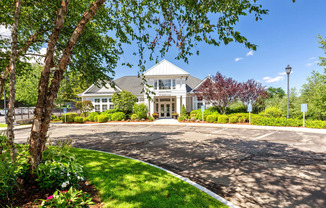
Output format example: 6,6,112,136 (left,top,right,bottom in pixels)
79,148,239,208
144,59,190,76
